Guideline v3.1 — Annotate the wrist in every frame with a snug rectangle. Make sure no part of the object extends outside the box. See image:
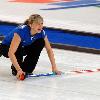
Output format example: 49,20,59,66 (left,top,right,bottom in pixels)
52,66,57,70
17,68,22,72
